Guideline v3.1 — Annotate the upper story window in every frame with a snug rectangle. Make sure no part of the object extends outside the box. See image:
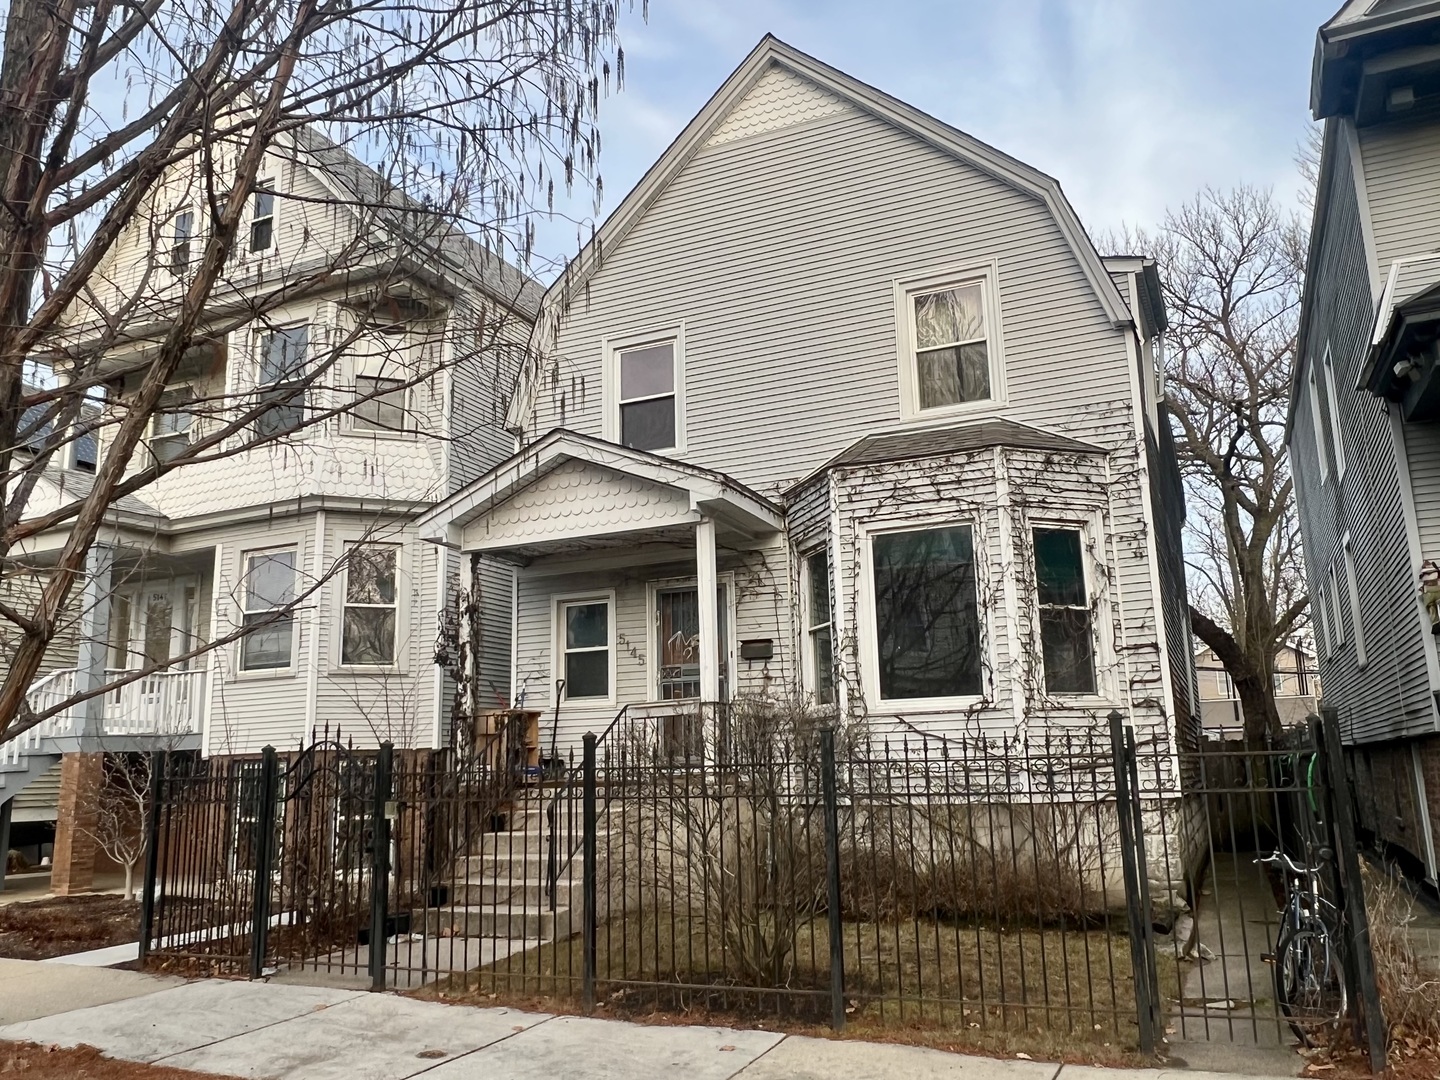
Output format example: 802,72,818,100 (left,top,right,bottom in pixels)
341,543,399,665
897,268,1001,419
351,332,412,433
616,340,679,452
1308,362,1331,484
1323,346,1347,481
171,209,194,275
150,387,194,463
256,324,308,438
802,548,835,706
249,181,275,253
240,548,297,671
870,524,980,701
1032,526,1097,695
